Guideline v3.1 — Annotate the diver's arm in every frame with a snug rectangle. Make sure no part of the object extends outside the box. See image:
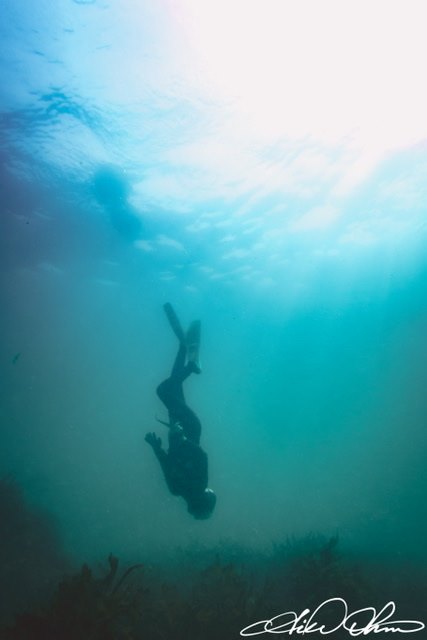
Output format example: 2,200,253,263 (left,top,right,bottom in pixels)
145,432,167,467
145,432,180,495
